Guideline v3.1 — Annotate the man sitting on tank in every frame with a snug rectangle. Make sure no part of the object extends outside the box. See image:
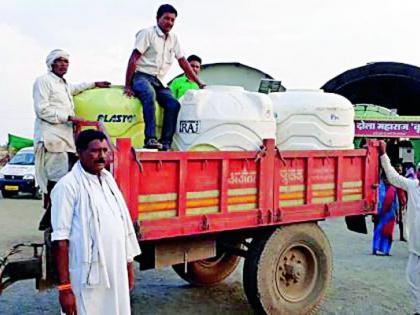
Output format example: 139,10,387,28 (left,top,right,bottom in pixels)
123,4,205,151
